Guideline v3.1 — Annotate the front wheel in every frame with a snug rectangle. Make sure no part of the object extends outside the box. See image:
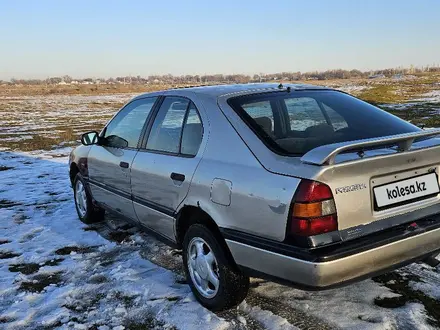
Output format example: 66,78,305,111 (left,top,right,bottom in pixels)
73,173,105,224
182,224,249,311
